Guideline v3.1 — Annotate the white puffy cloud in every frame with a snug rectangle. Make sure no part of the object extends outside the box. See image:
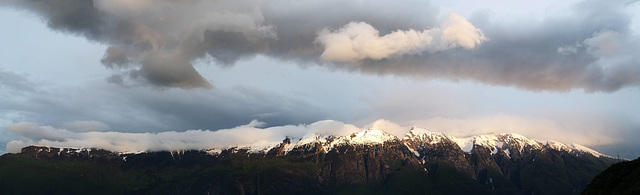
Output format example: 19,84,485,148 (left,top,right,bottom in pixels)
440,13,488,49
315,13,487,62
